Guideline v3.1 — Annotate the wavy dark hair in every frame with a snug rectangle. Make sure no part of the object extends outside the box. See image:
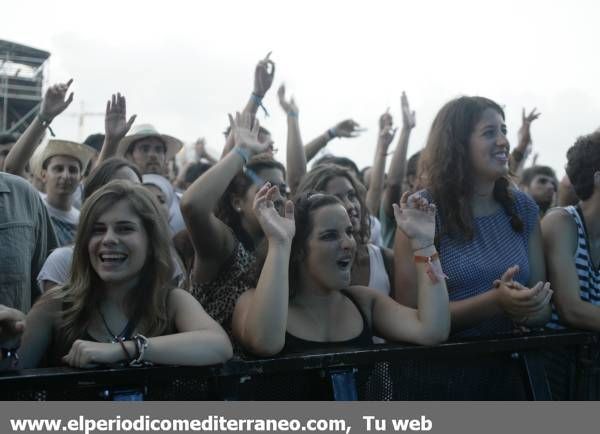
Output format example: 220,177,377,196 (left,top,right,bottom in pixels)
296,164,370,244
215,154,286,251
289,192,346,297
419,96,523,239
